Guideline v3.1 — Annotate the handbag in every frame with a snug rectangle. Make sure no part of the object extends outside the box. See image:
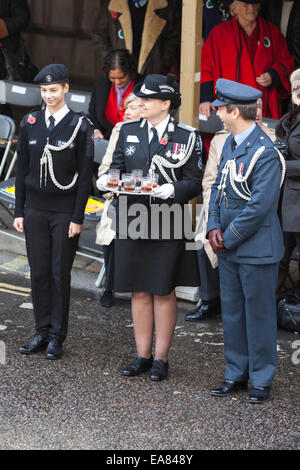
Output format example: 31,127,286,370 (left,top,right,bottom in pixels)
2,36,38,83
278,291,300,332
